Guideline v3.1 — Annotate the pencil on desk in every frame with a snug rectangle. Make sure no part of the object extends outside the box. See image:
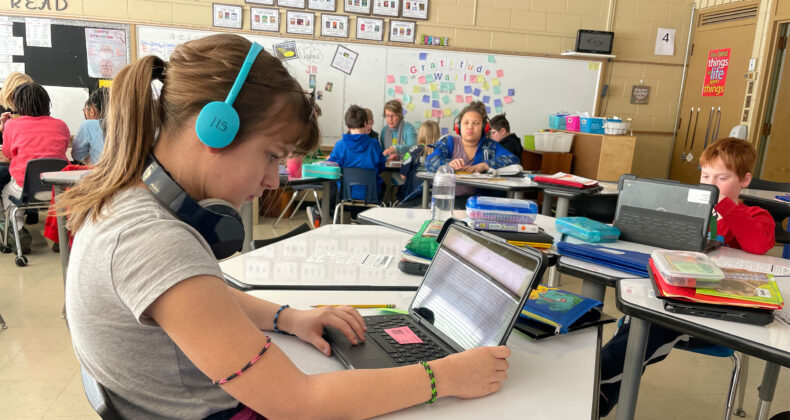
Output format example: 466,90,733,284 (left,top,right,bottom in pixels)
311,304,396,308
